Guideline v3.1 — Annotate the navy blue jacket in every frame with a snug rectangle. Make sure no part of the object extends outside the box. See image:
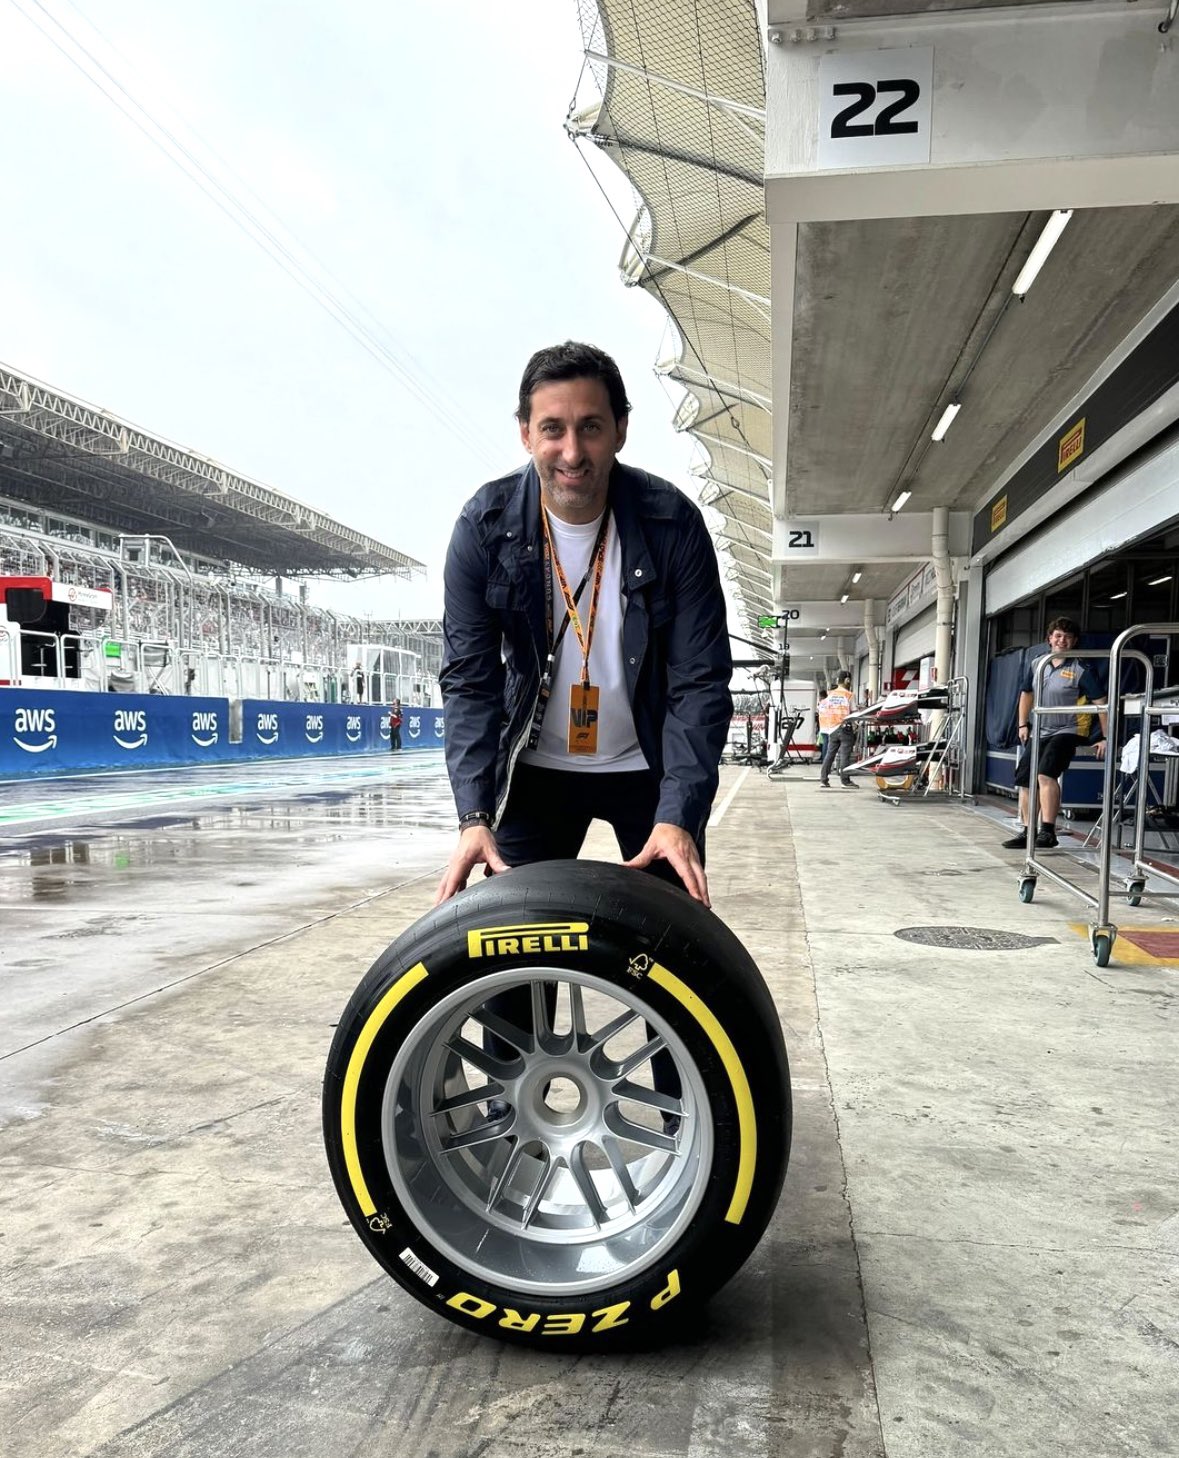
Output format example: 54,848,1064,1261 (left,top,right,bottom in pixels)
440,461,733,839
